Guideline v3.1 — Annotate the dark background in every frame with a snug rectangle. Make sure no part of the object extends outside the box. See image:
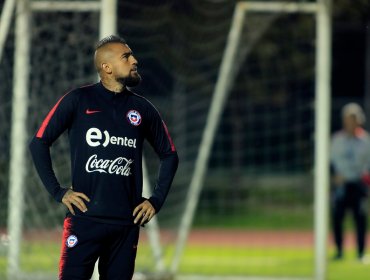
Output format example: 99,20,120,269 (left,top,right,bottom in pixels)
332,0,369,98
0,0,369,226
